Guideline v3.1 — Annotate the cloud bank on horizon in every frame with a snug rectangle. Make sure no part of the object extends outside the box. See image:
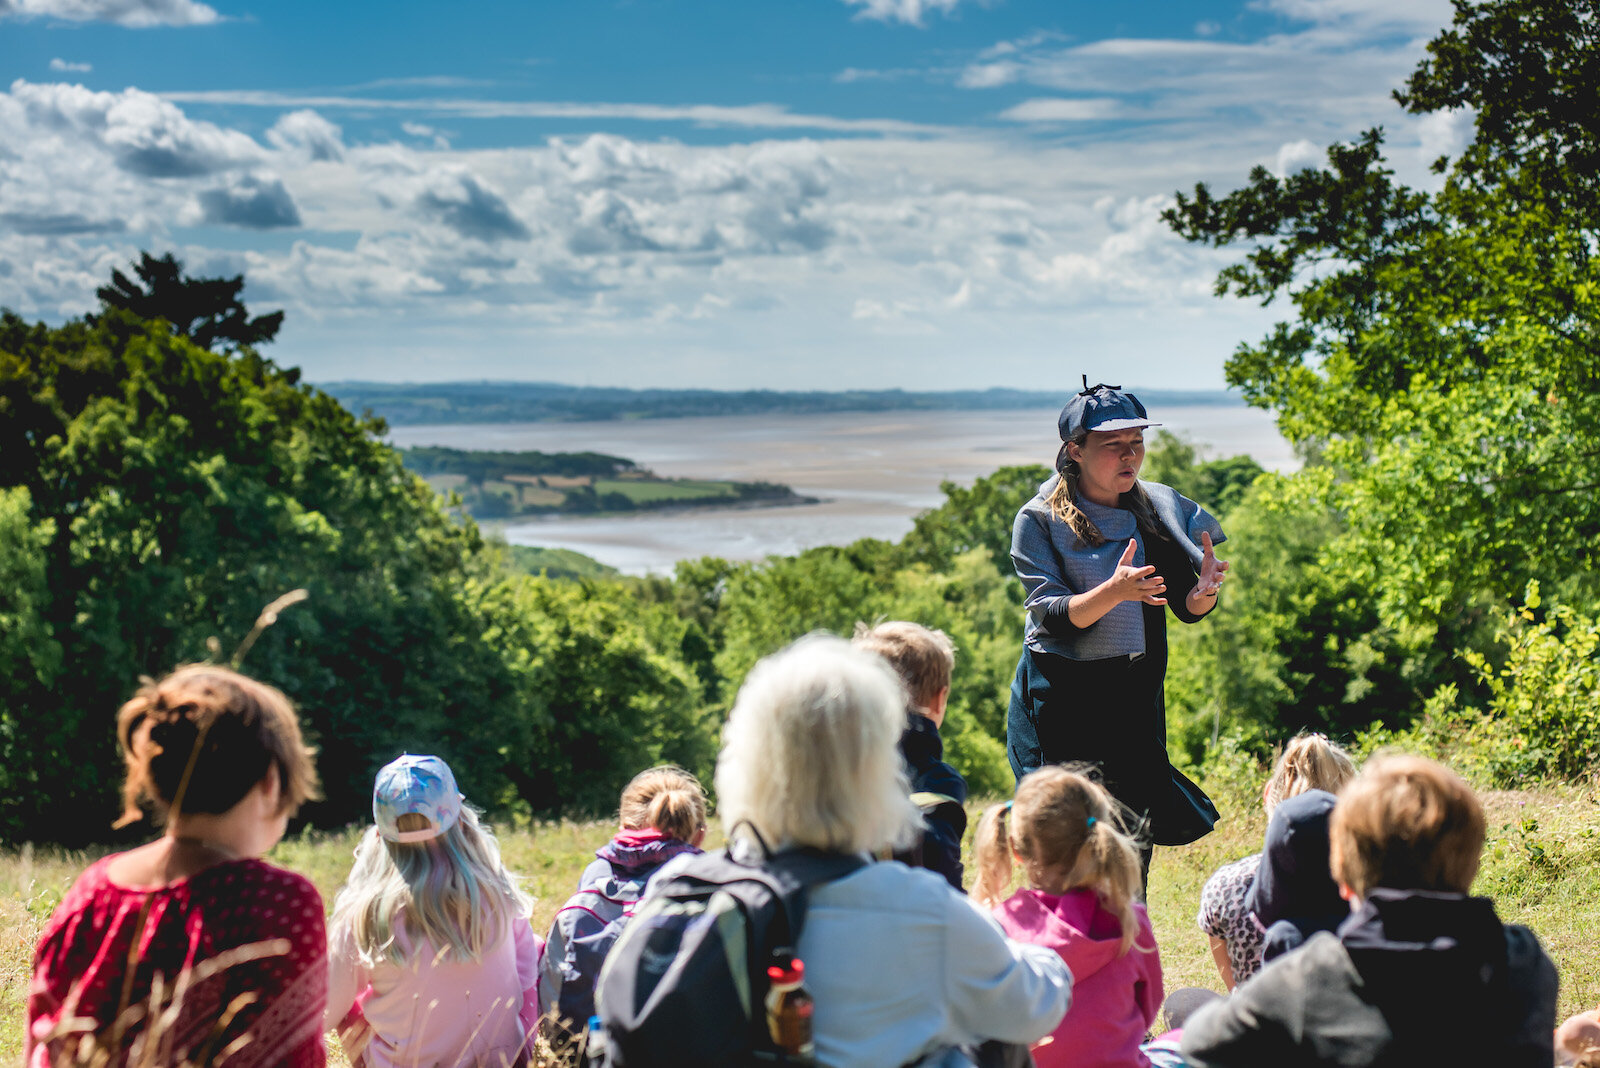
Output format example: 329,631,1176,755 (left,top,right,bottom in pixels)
0,0,1465,390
